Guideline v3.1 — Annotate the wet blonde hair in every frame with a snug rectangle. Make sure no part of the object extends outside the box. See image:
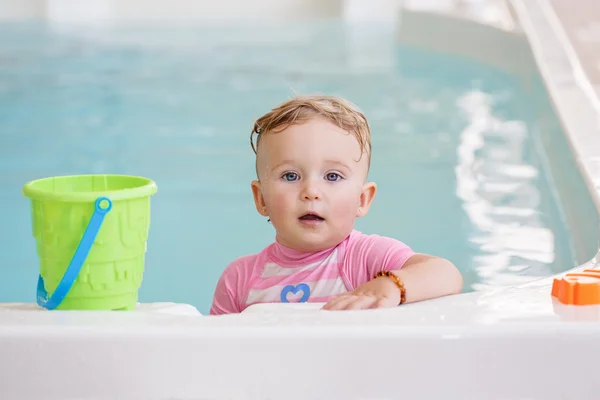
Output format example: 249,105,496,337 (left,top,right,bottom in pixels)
250,94,372,173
